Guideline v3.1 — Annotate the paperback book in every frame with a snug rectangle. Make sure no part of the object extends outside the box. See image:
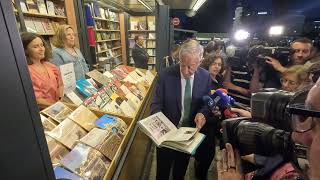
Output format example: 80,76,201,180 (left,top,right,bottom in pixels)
68,105,98,131
48,118,87,149
80,128,122,160
60,143,110,179
95,114,127,135
41,101,73,123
